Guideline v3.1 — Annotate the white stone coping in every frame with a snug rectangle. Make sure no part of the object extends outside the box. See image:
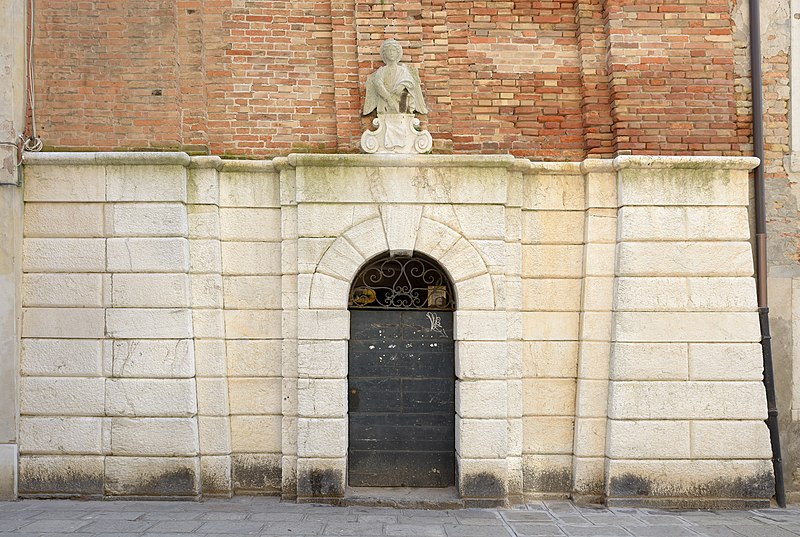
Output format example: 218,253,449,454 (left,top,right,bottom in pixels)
22,152,761,172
